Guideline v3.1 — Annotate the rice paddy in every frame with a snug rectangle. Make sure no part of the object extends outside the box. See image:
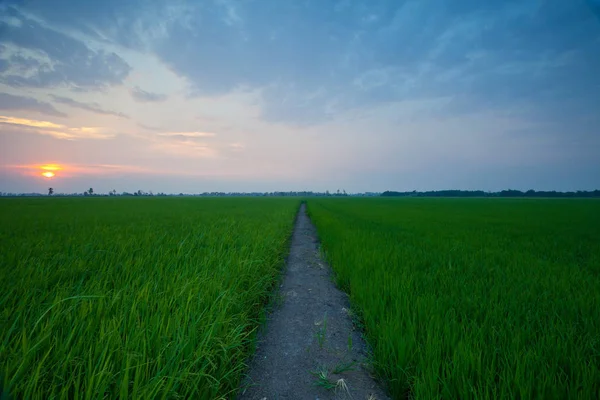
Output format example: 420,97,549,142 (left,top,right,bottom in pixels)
3,196,599,399
0,197,299,399
307,198,600,399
